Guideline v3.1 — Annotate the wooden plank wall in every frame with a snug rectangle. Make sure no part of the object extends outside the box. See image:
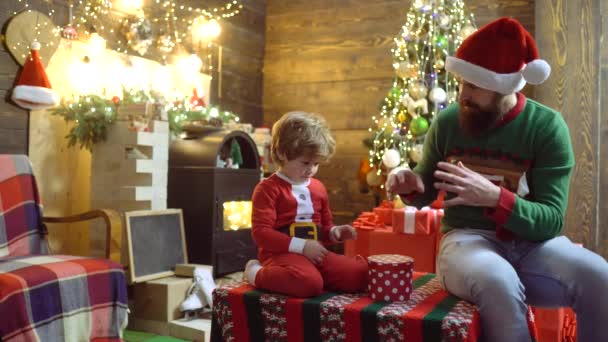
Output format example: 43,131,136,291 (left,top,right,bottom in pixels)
264,0,535,224
210,0,266,126
535,0,608,257
0,1,30,154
